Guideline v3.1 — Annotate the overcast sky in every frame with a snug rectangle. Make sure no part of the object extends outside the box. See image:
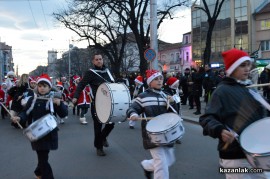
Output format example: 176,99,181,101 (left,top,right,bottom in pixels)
0,0,191,75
